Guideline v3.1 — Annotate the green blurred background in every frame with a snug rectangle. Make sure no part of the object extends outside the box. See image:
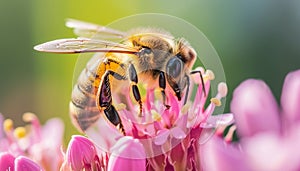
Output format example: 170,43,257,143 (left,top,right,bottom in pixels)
1,0,300,141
